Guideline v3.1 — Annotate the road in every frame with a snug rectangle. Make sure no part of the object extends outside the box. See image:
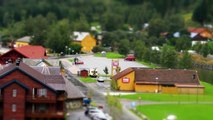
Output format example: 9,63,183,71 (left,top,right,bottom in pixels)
67,109,90,120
